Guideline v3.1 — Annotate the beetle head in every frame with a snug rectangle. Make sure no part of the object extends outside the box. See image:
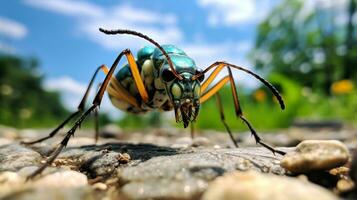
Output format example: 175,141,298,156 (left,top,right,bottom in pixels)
160,66,205,128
